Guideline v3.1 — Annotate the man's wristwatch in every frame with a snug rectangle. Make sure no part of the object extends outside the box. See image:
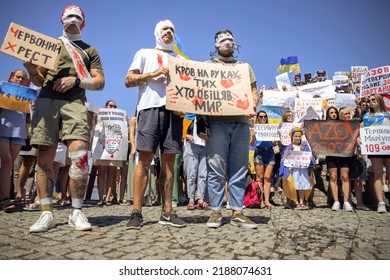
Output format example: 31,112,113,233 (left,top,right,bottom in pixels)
75,78,81,87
